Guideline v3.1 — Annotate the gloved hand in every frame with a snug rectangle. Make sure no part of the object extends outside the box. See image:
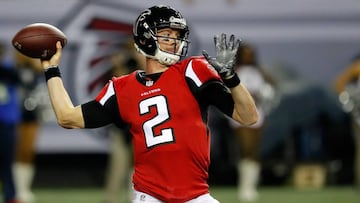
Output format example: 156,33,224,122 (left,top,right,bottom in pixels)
202,33,241,88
